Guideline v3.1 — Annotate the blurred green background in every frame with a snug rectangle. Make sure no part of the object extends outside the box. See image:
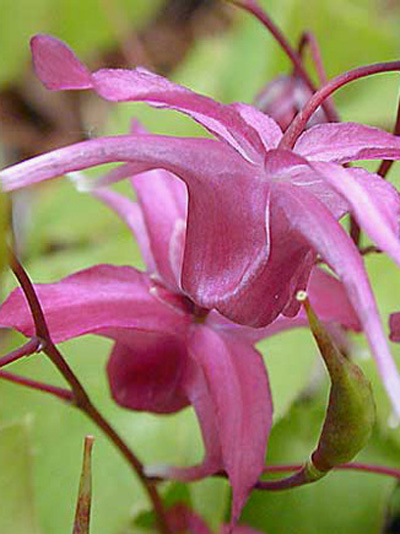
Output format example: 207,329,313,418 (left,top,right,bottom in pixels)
2,0,400,532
